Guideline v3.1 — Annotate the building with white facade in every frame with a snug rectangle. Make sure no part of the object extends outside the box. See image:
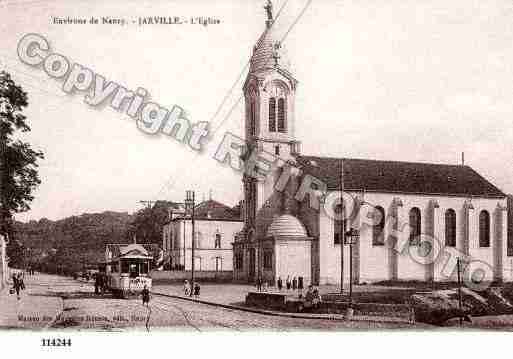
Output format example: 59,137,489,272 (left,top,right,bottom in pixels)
163,199,243,272
232,2,510,286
